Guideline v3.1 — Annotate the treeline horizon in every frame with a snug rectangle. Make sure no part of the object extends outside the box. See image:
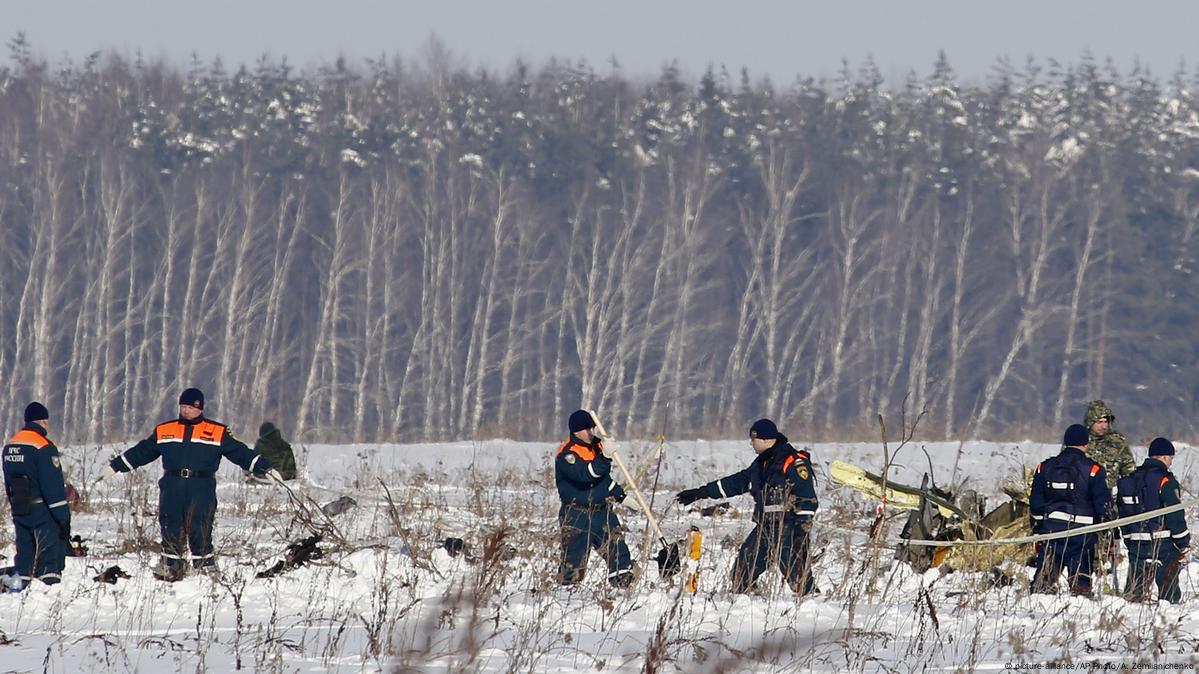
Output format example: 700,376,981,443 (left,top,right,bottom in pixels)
3,33,1199,445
